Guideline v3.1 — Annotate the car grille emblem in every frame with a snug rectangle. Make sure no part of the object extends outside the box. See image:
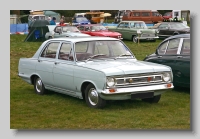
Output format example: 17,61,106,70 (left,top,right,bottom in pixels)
128,78,133,83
